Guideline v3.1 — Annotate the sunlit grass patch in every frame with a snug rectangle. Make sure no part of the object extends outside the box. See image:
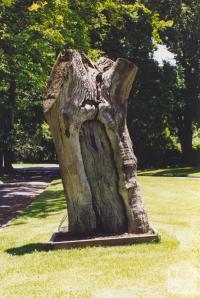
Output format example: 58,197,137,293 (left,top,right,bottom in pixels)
0,176,200,297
